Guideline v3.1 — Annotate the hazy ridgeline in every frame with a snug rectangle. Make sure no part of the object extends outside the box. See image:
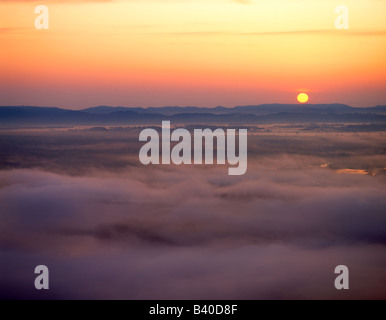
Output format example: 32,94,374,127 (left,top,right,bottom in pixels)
0,124,385,299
